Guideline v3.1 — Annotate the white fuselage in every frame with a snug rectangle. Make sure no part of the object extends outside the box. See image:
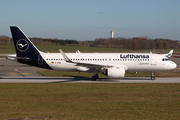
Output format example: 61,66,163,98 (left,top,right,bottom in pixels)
9,26,177,80
40,52,177,72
